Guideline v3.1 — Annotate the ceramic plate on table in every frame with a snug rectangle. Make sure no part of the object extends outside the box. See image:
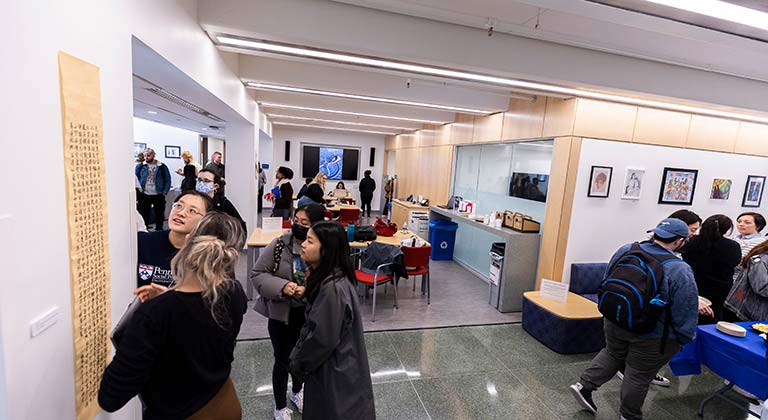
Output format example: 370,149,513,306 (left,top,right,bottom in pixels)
716,321,746,337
